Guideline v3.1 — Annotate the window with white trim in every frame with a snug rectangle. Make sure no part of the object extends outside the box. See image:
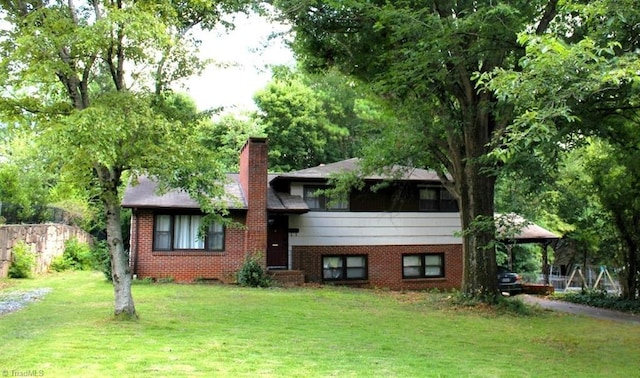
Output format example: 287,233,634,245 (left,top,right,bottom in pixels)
322,255,367,280
402,253,445,279
153,214,224,251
